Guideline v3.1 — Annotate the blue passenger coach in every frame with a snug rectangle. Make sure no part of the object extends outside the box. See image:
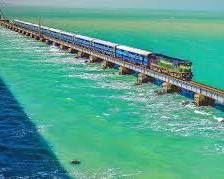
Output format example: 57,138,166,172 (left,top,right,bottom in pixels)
116,45,151,66
28,23,39,32
14,20,30,30
74,35,94,48
41,26,50,36
14,20,39,33
92,39,117,56
48,28,61,40
61,31,74,43
14,20,23,28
